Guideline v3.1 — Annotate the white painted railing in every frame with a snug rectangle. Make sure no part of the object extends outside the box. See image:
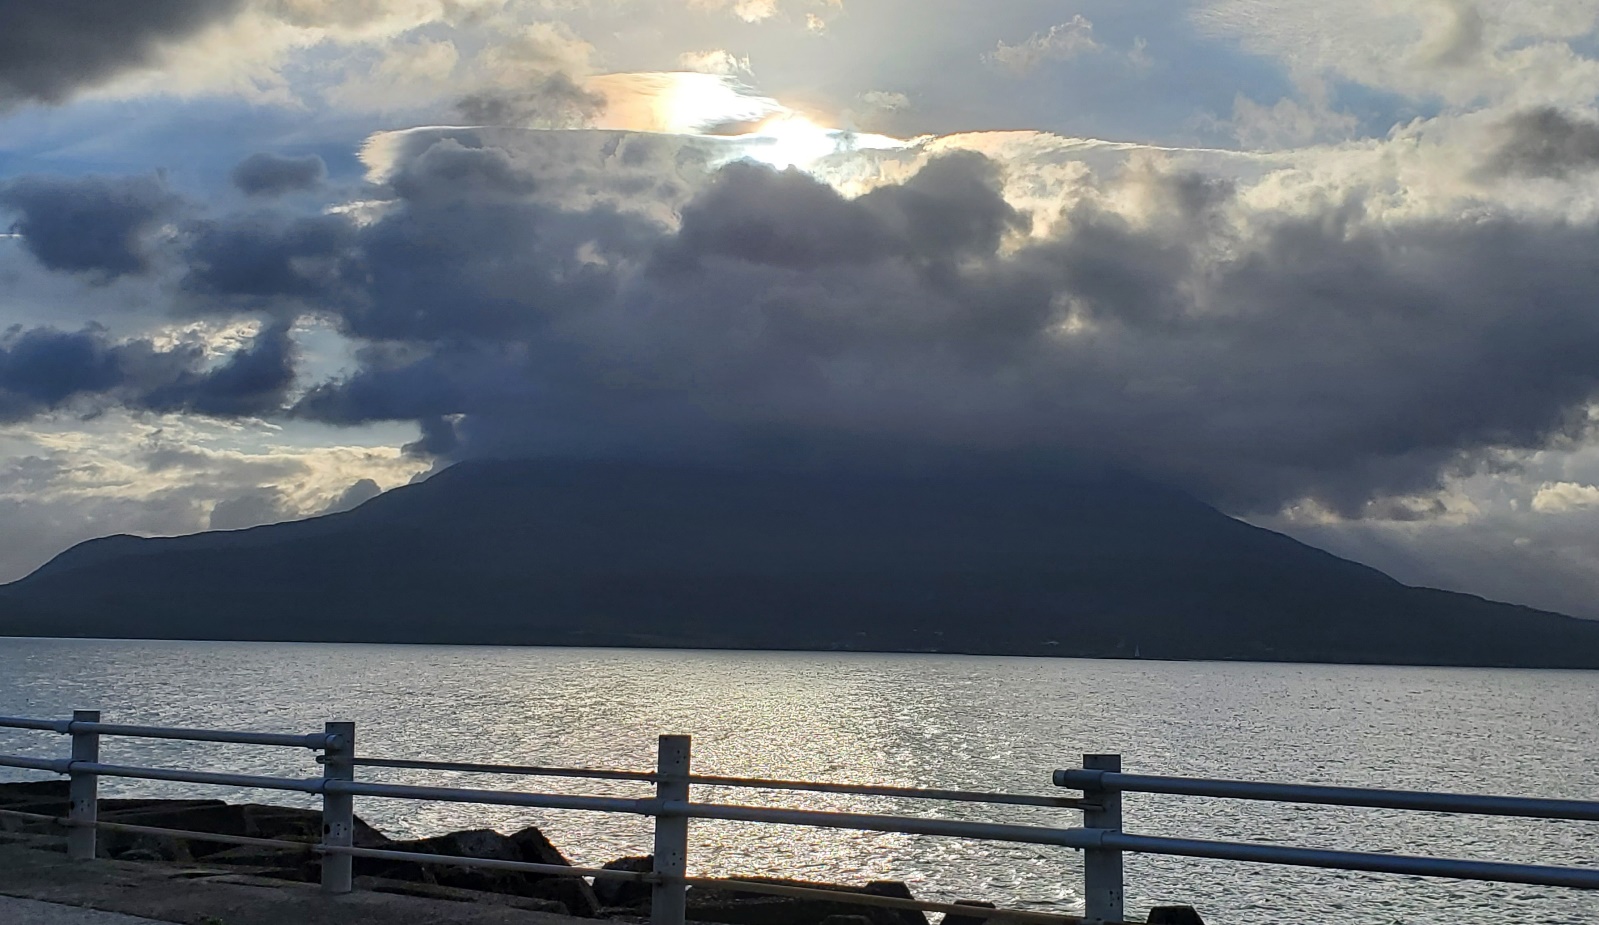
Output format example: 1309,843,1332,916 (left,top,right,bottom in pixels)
2,711,1598,925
